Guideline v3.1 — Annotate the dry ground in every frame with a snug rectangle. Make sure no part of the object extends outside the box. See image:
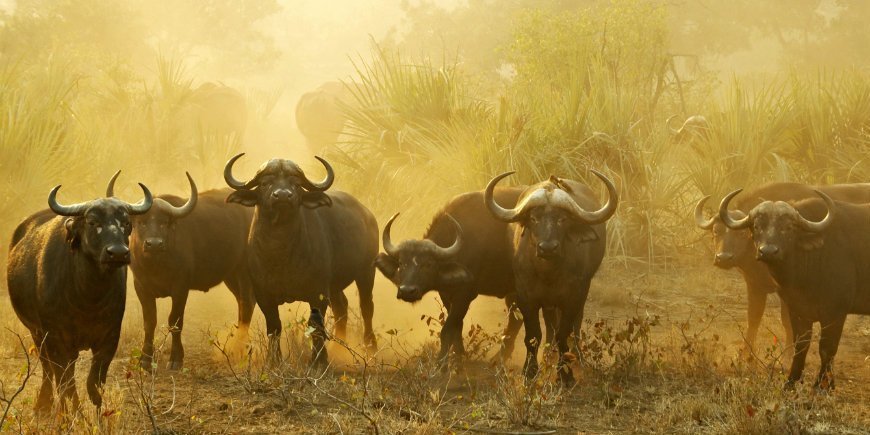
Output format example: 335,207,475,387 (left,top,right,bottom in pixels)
0,260,868,434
